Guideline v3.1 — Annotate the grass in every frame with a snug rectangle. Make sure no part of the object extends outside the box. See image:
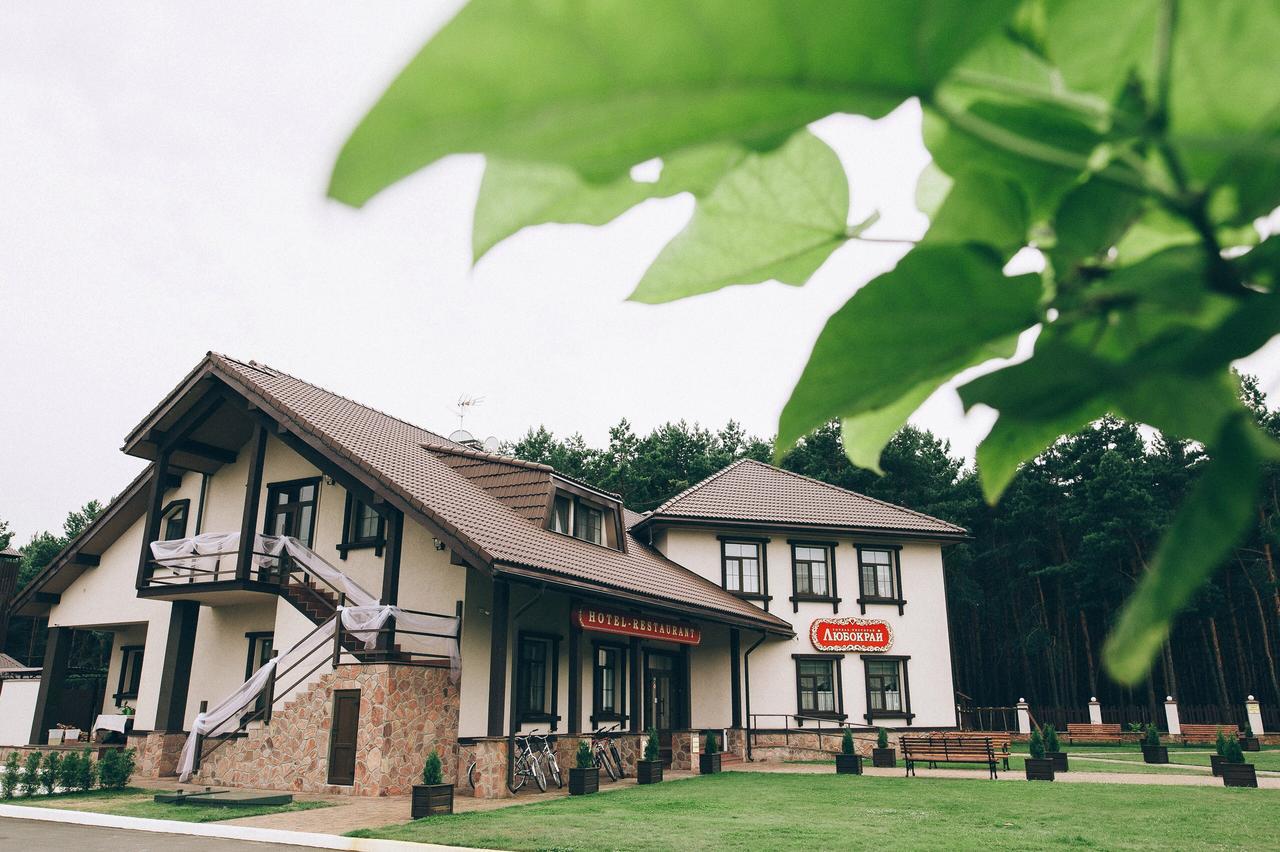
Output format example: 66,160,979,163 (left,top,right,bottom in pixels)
15,786,332,823
348,771,1278,851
